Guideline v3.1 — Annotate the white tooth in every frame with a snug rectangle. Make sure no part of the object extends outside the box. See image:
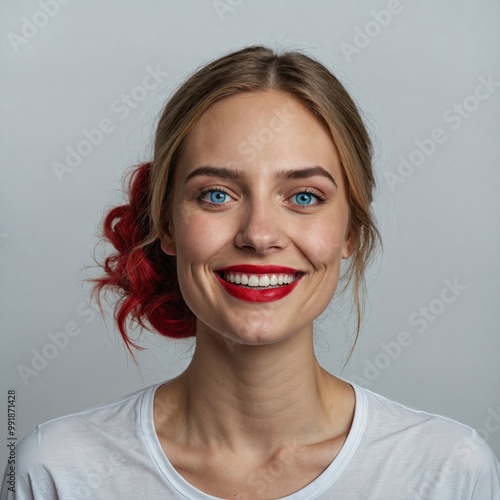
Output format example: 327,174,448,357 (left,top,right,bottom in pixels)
235,274,241,284
278,275,284,285
241,274,249,285
230,273,235,283
259,276,270,287
270,275,278,286
286,275,293,284
248,275,259,287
